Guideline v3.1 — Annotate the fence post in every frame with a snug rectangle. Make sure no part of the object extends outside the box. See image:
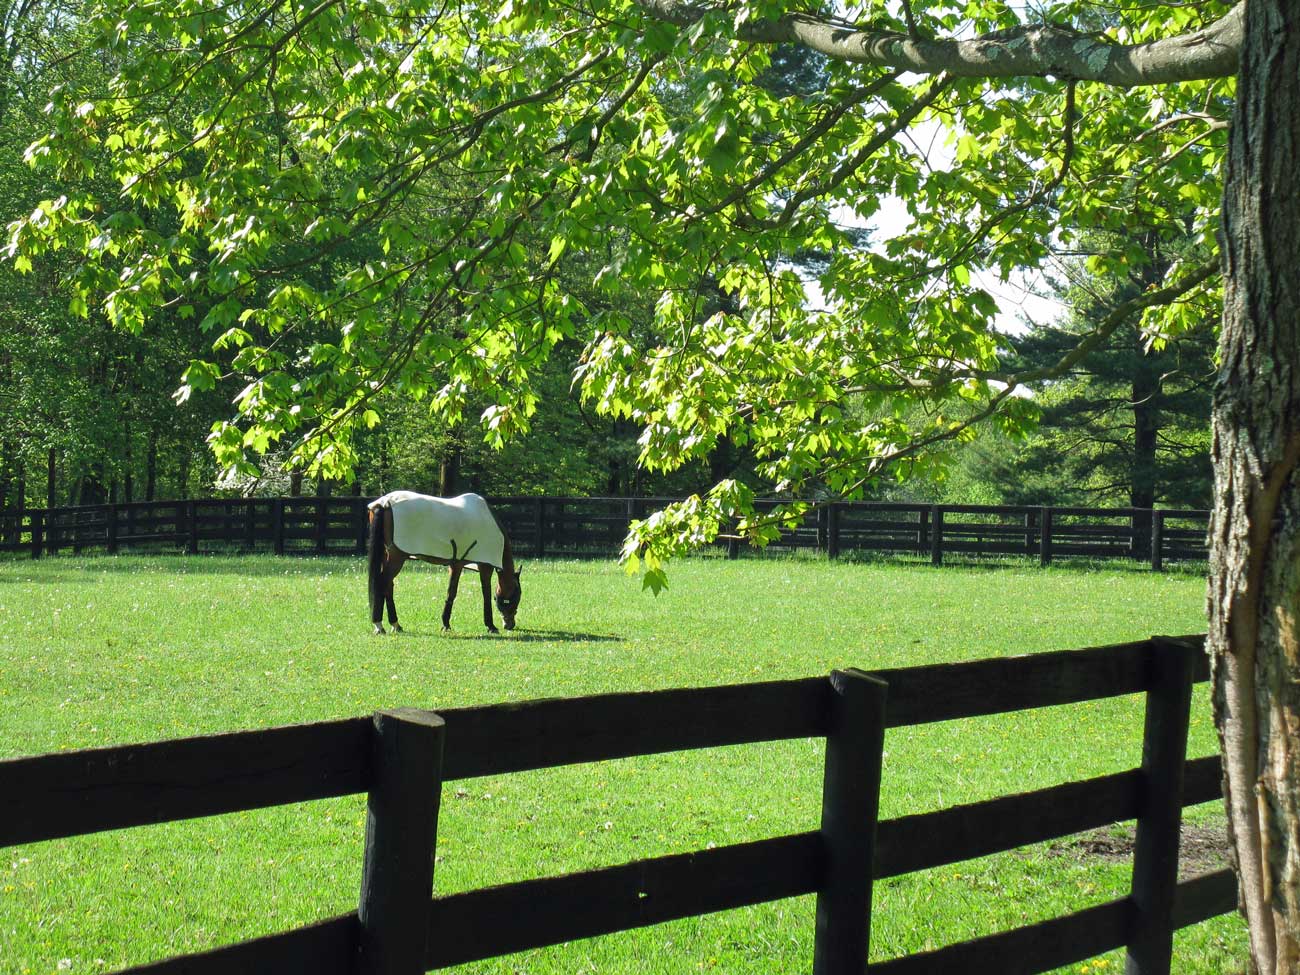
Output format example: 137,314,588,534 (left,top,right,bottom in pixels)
916,506,929,555
535,497,546,558
106,504,118,554
1025,509,1037,555
1124,637,1196,975
1039,506,1053,566
273,498,286,556
315,496,328,554
929,505,944,566
187,500,199,554
827,504,841,560
1150,510,1165,573
357,708,446,975
11,489,23,548
30,509,42,559
356,498,370,554
813,668,887,975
